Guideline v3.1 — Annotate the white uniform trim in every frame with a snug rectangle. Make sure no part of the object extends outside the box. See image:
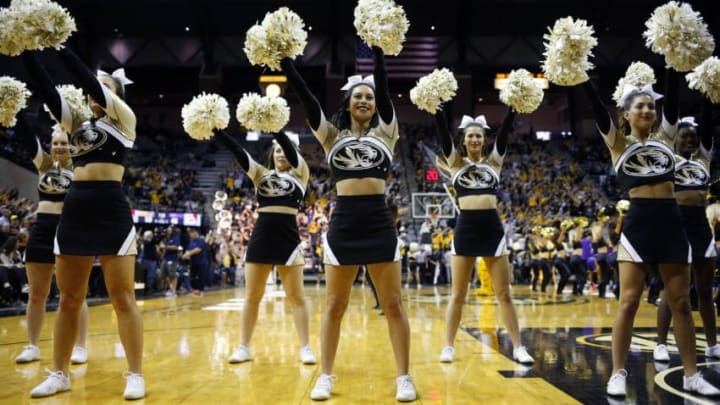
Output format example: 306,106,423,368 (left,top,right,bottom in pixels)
117,226,137,255
705,240,716,258
619,233,642,262
285,243,304,266
322,233,340,266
